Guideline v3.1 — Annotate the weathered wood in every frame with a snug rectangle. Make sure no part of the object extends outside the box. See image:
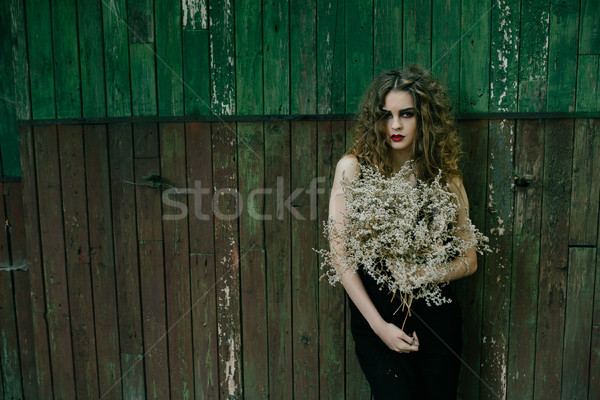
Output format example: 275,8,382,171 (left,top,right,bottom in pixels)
263,0,290,114
317,0,345,114
102,0,131,117
235,0,263,115
431,0,460,110
264,121,293,399
561,247,596,400
58,125,99,399
546,0,579,112
517,0,550,112
212,121,242,399
569,119,600,246
575,55,599,112
403,0,431,67
291,0,317,115
84,124,122,399
455,120,488,400
126,0,153,43
589,243,600,399
77,0,106,118
507,119,544,399
317,120,346,400
52,0,81,118
578,0,600,54
182,30,210,116
238,121,268,399
160,123,194,398
374,0,402,73
533,119,573,400
130,44,157,117
0,3,19,177
209,0,235,115
182,0,207,30
133,123,159,158
10,0,31,120
34,125,77,398
156,0,184,116
108,124,145,397
185,122,219,399
19,126,52,398
345,0,373,113
459,0,490,113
